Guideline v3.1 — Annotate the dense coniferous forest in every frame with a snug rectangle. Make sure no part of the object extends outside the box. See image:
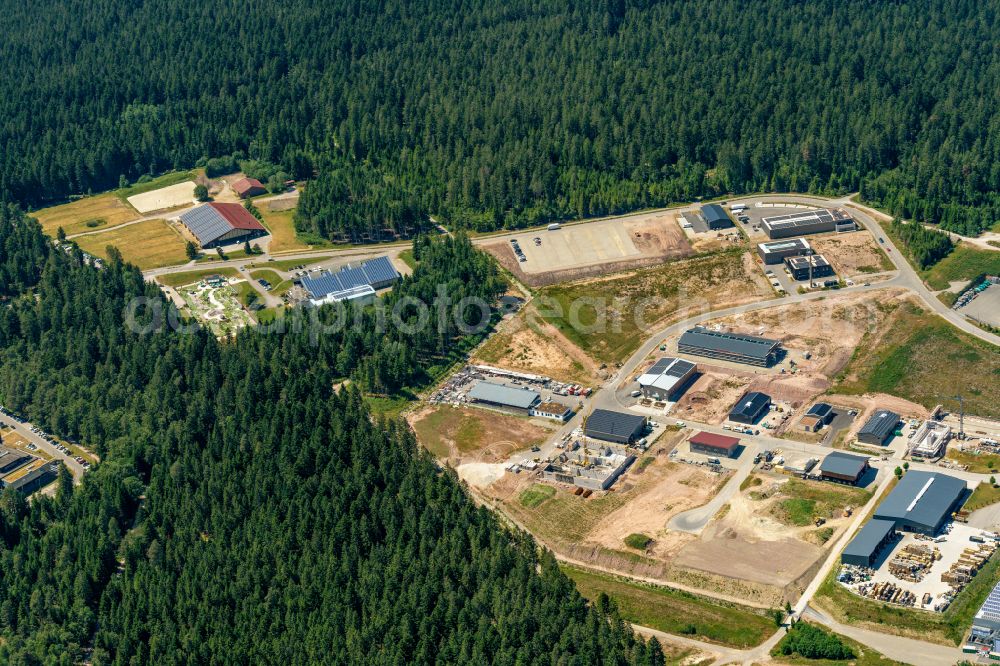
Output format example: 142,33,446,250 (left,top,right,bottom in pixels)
0,212,664,663
3,0,1000,237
